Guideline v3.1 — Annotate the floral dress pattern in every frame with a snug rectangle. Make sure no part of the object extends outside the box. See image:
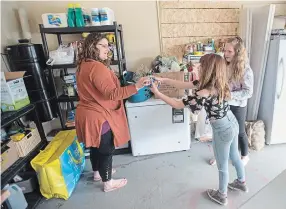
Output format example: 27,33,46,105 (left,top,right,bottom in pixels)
182,90,230,121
